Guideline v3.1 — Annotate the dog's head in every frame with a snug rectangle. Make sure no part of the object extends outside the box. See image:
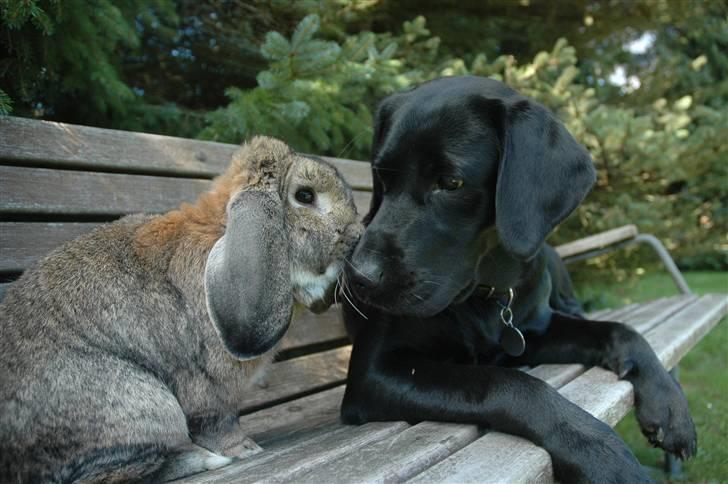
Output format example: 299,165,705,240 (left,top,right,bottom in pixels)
346,76,595,317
